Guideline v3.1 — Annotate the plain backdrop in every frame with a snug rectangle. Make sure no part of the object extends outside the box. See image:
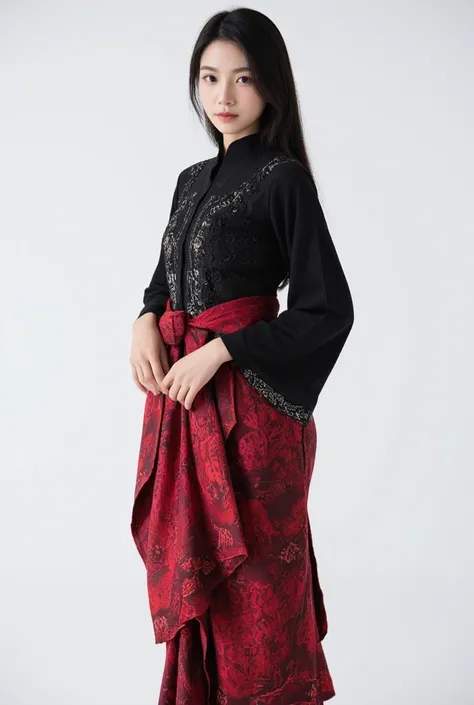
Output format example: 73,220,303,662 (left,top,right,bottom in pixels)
0,1,473,704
